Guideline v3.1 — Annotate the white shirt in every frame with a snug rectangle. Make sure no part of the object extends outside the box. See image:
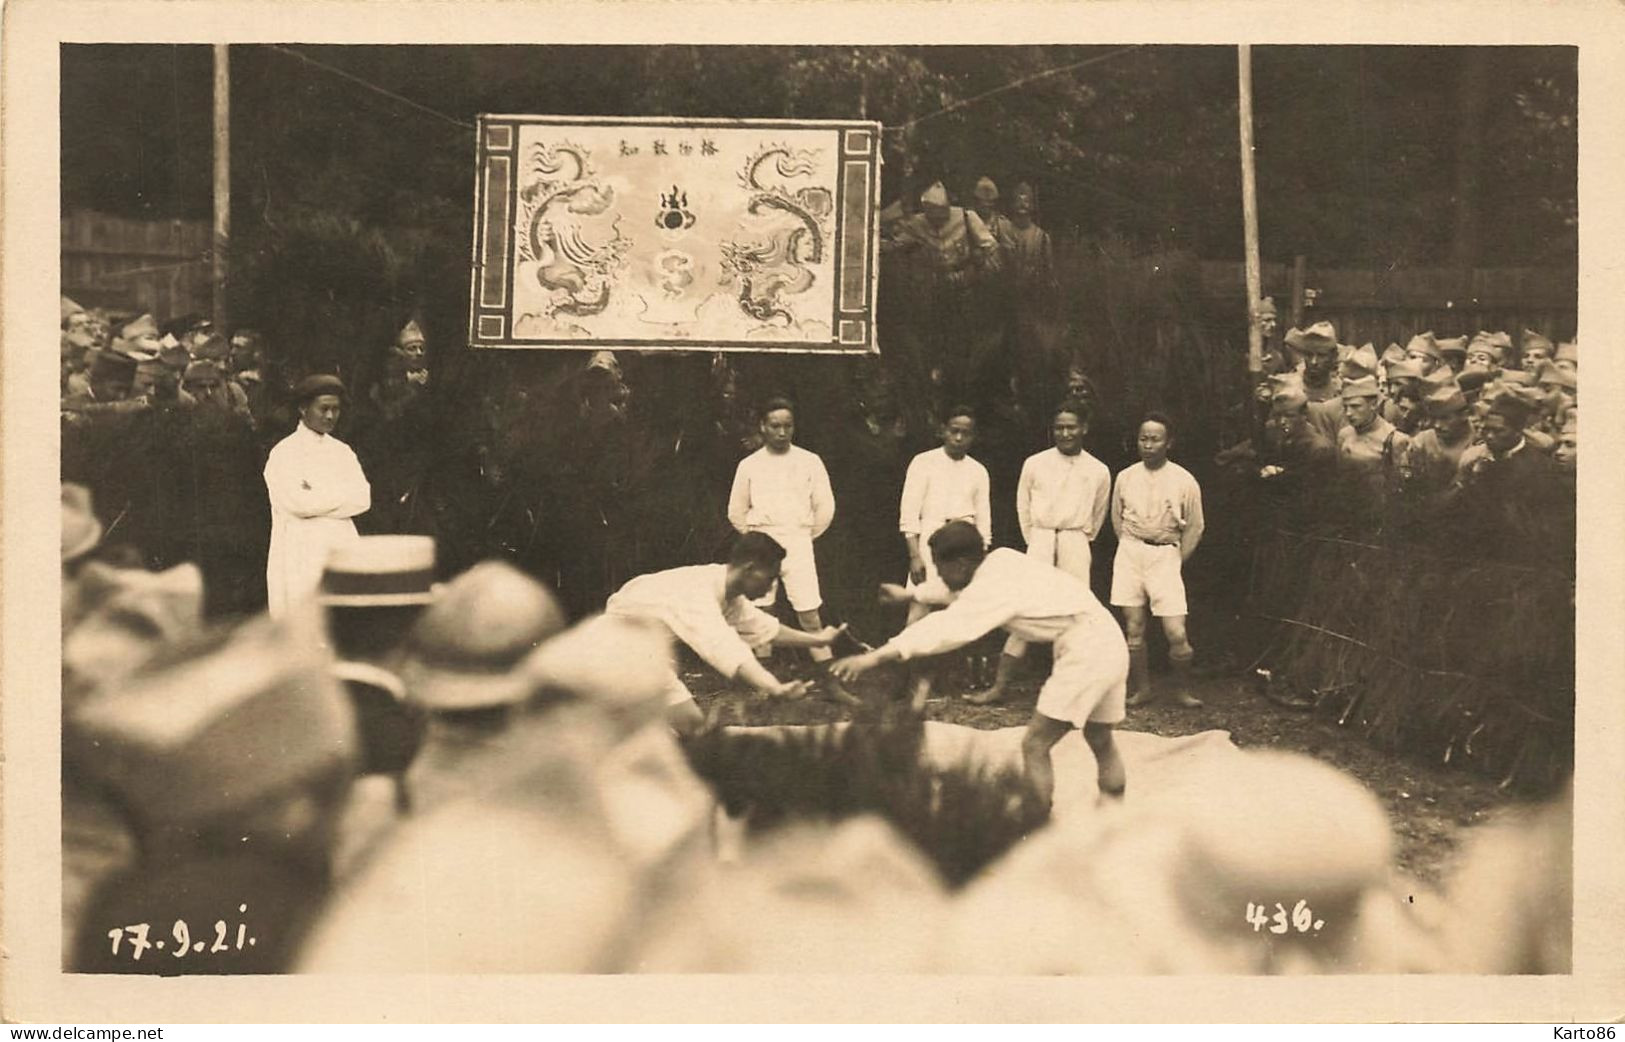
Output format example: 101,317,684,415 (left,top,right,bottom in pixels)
605,564,780,680
1016,447,1111,544
888,548,1113,660
898,447,991,545
1111,461,1204,552
727,445,836,536
263,422,371,617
